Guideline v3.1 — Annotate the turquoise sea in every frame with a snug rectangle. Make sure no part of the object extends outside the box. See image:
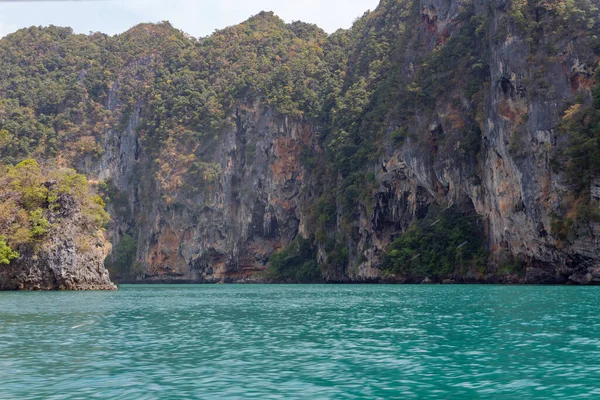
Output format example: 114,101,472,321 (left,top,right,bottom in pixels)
1,285,600,399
